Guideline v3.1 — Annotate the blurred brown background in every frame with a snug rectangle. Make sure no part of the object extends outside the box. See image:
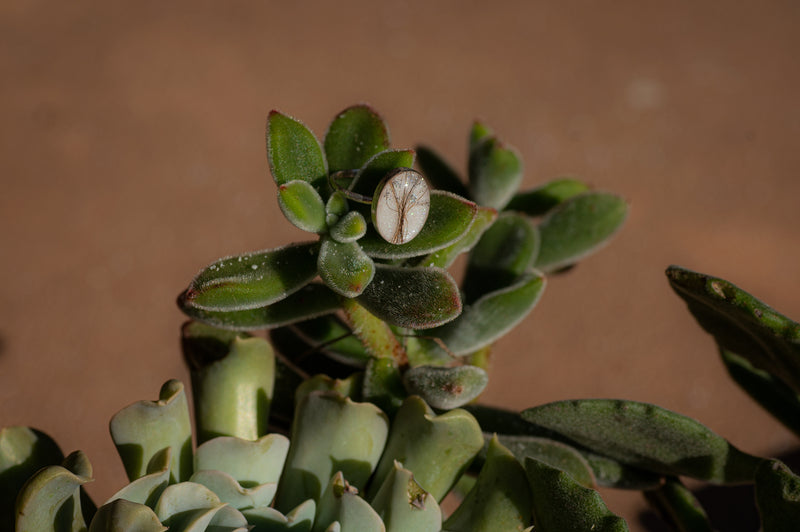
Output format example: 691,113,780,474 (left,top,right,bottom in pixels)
2,1,799,528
